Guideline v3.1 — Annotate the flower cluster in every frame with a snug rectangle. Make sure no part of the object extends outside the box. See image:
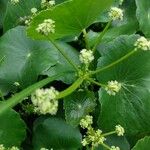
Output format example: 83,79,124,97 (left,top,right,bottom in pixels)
11,0,19,5
80,115,106,148
36,19,55,35
105,80,122,96
0,145,19,150
110,146,120,150
109,7,123,21
134,37,150,51
80,116,125,149
41,0,55,9
79,49,94,66
31,7,38,15
119,0,124,5
115,125,125,136
31,87,59,115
